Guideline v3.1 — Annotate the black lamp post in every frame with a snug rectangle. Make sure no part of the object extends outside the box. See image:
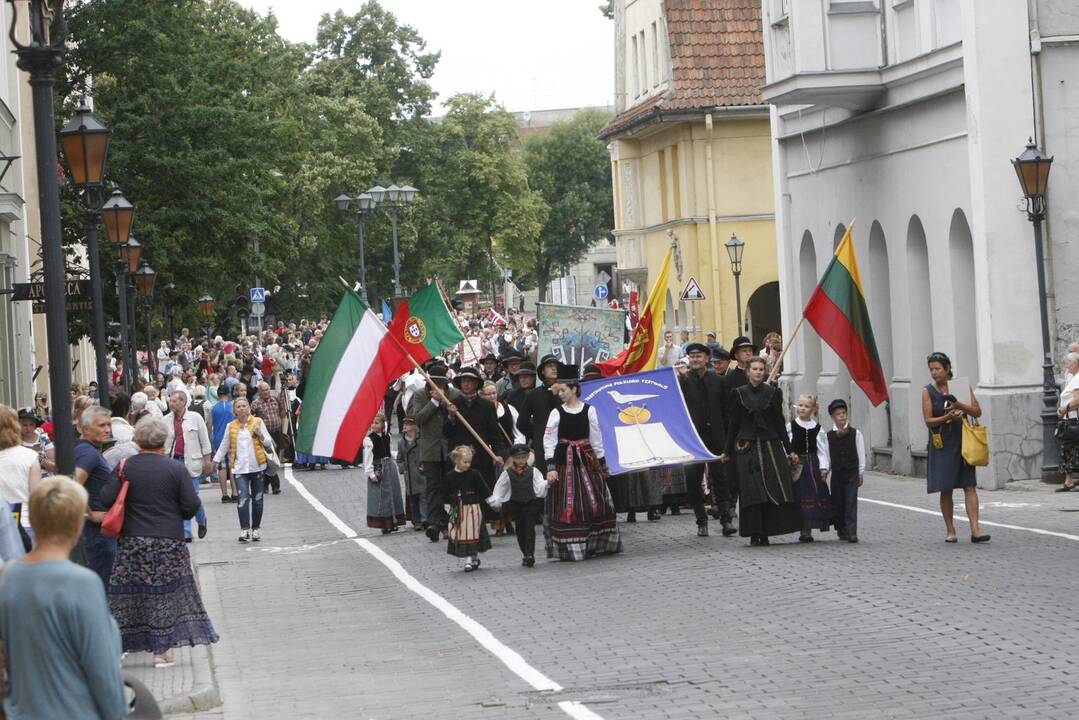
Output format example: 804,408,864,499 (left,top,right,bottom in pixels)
115,238,141,390
334,192,376,303
367,183,419,298
135,262,155,377
10,0,74,473
198,295,215,339
102,189,136,386
725,233,746,333
1013,138,1059,482
162,281,176,349
59,102,112,410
